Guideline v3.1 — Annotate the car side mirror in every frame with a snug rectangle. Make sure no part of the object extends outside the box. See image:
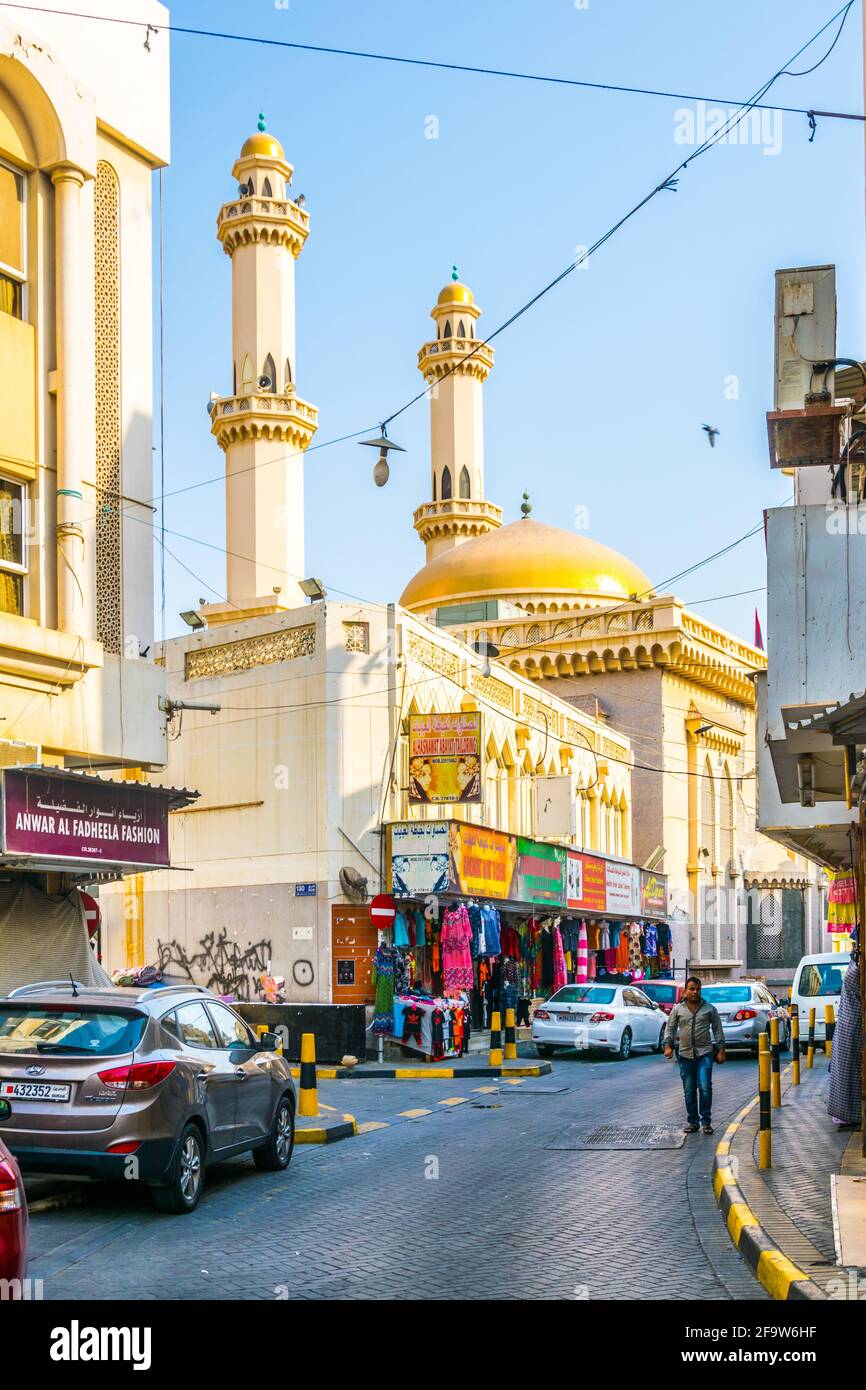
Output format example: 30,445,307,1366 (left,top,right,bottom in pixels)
259,1031,281,1052
0,1098,11,1122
